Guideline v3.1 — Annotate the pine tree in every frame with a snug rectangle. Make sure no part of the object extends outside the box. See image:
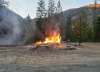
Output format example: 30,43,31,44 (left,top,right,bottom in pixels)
56,0,66,40
48,0,56,16
0,0,8,7
25,15,32,30
26,15,31,24
36,0,46,18
24,15,34,44
66,14,72,41
36,0,46,31
0,0,8,22
56,0,62,13
95,16,100,41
